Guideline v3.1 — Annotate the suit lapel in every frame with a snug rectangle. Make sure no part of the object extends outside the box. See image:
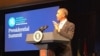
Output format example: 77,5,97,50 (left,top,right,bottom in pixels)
61,21,70,31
